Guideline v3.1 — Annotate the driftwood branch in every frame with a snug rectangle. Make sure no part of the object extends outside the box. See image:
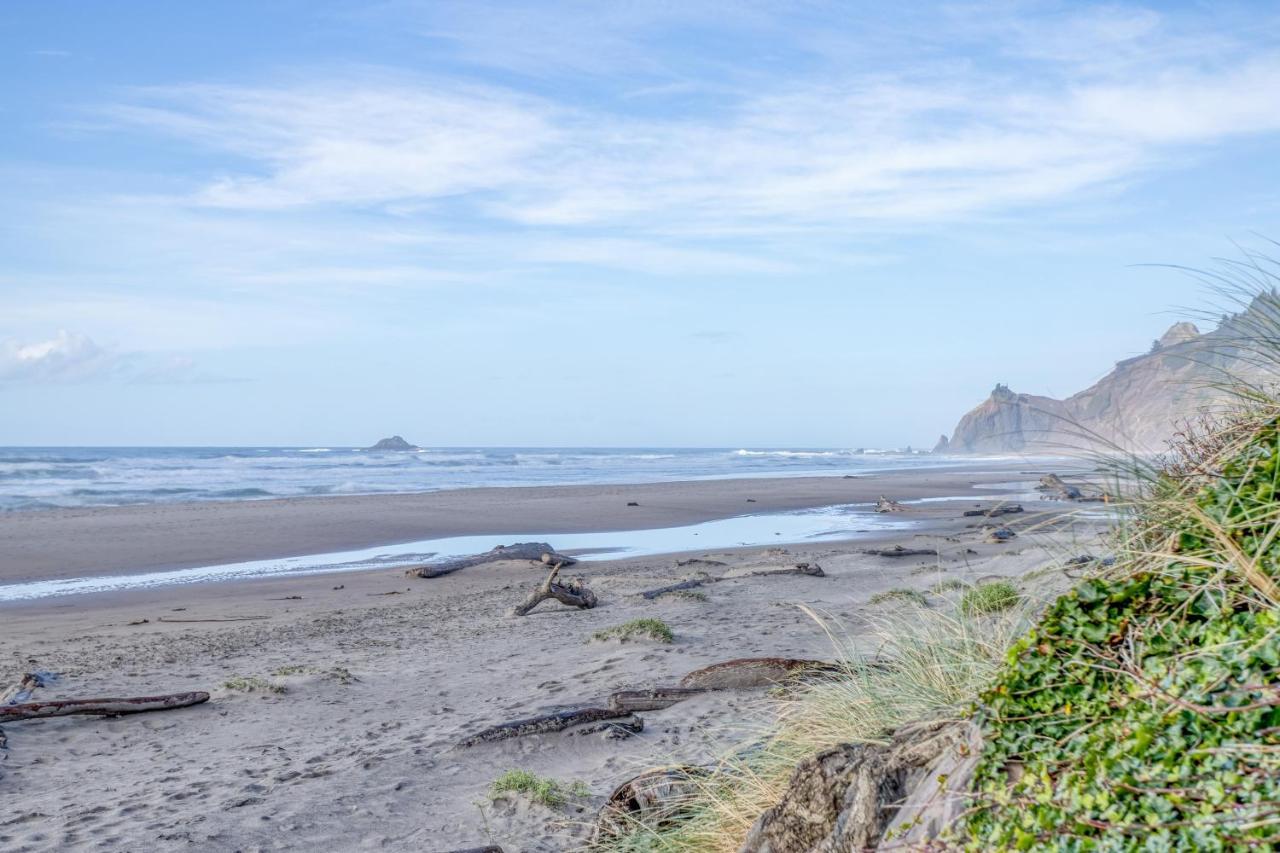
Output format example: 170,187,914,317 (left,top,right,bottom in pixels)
607,687,706,712
1,672,49,706
962,504,1024,518
508,562,598,617
406,542,577,579
640,576,717,600
748,562,824,577
458,706,632,747
875,496,907,513
0,691,210,724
